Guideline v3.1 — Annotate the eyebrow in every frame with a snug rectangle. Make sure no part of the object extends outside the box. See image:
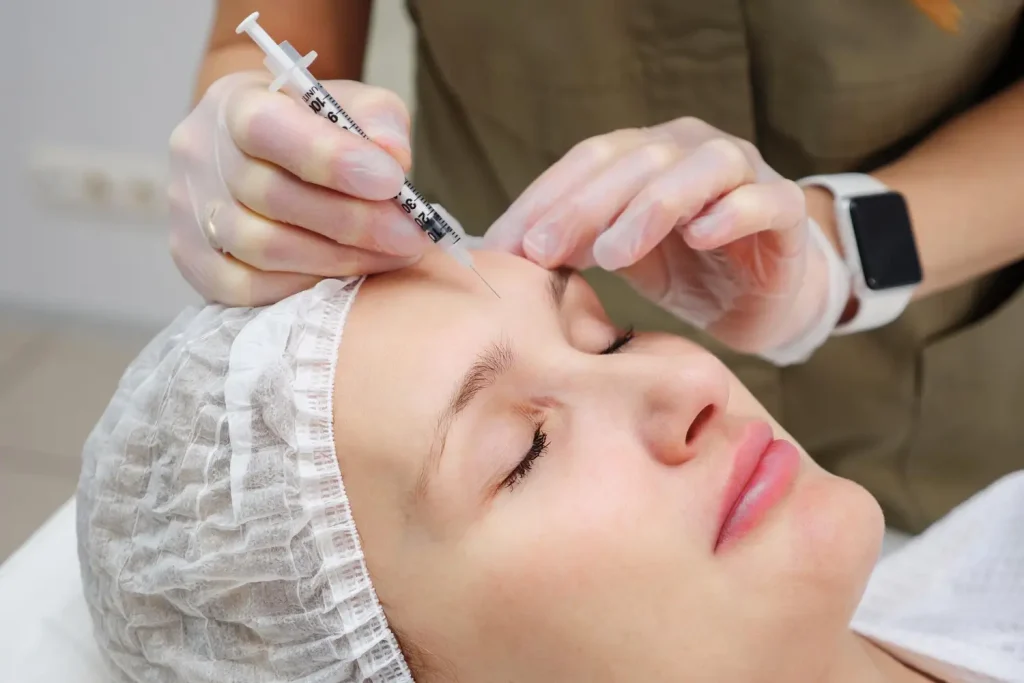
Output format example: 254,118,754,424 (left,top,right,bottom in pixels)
414,268,574,498
547,266,572,310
